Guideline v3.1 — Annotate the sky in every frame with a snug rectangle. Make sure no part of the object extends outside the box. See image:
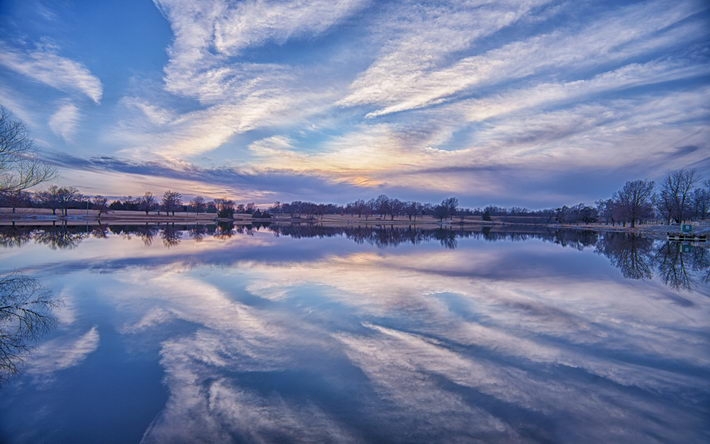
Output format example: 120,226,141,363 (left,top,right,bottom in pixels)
0,0,708,208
